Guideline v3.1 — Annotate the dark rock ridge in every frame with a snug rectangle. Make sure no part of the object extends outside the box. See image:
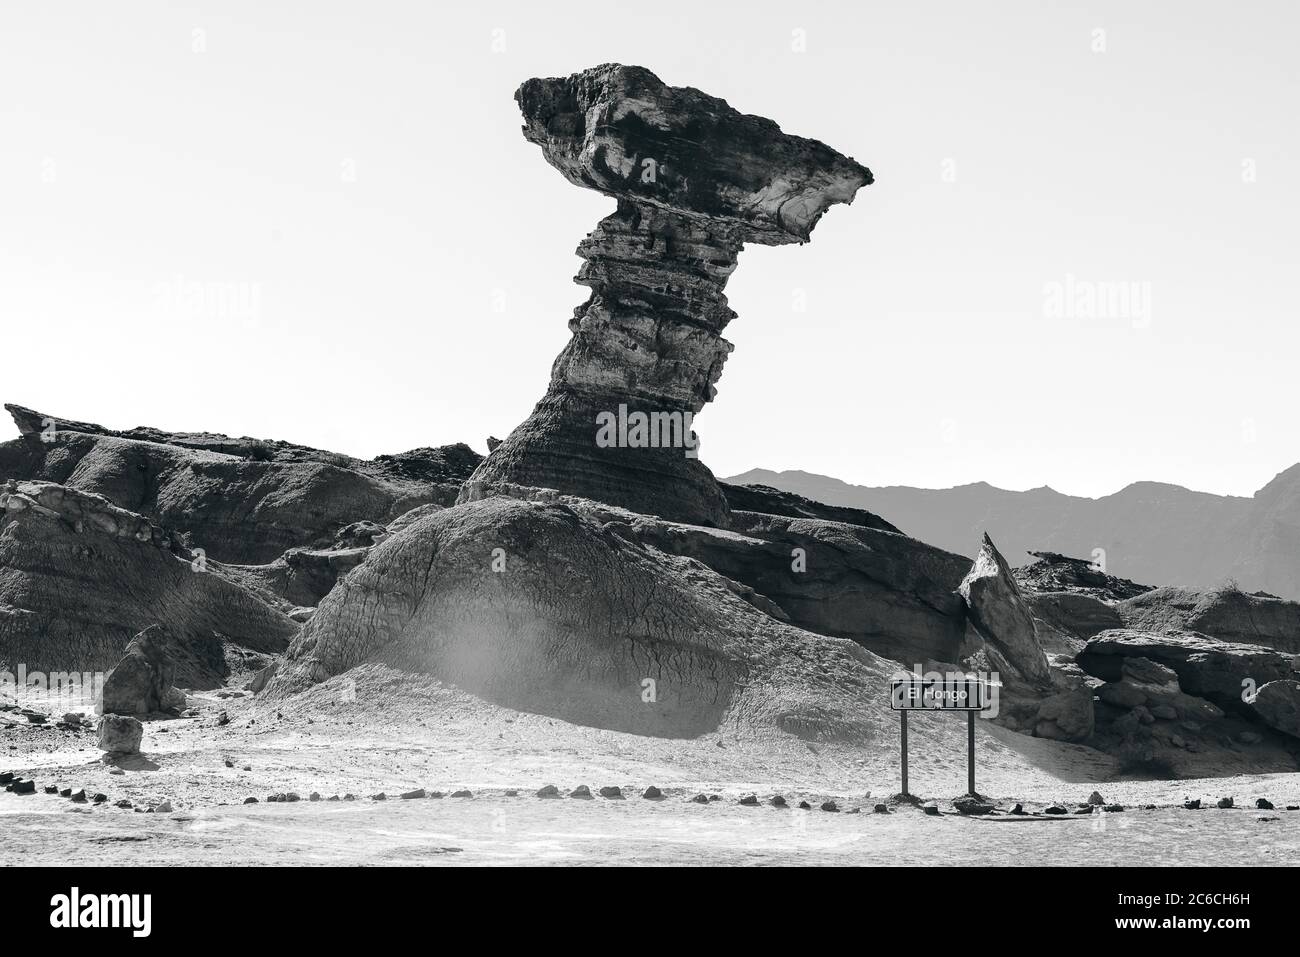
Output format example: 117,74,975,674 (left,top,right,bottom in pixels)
461,64,871,526
1,403,480,564
727,466,1300,600
1014,551,1153,602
